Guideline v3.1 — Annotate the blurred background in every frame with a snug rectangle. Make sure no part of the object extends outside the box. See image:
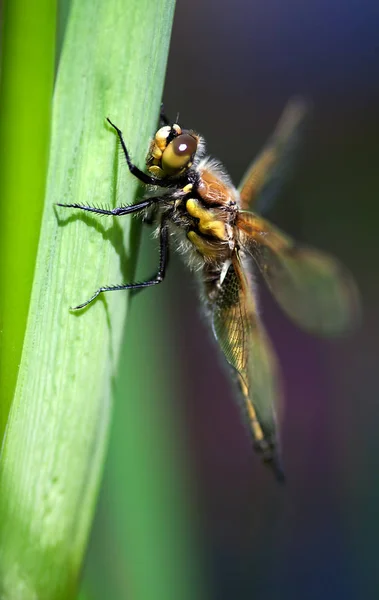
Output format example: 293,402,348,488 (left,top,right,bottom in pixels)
85,0,379,598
